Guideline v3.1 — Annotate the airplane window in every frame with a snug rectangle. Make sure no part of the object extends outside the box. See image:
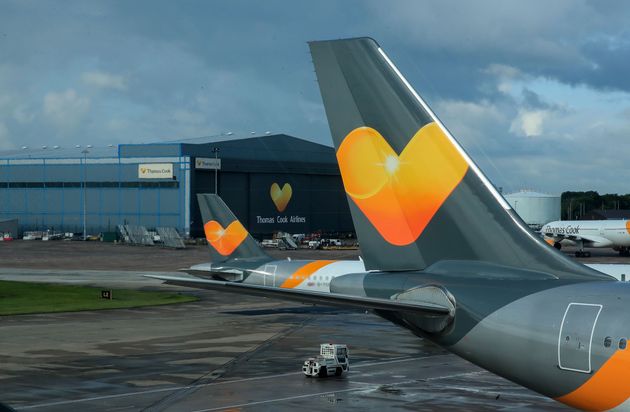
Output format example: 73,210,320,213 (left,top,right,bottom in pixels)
604,337,612,348
620,338,627,350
